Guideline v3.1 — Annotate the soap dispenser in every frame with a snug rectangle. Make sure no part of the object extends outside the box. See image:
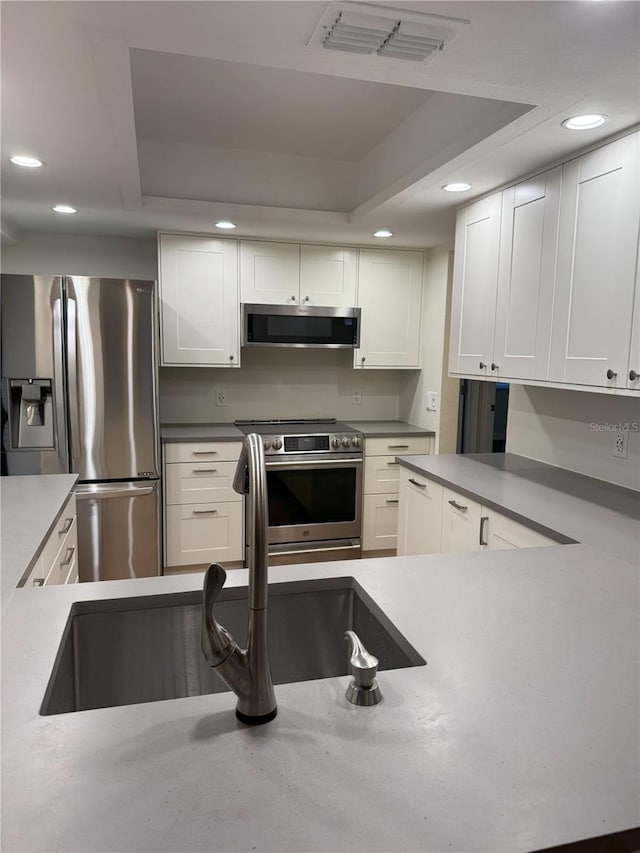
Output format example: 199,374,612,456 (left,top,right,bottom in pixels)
344,630,383,706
